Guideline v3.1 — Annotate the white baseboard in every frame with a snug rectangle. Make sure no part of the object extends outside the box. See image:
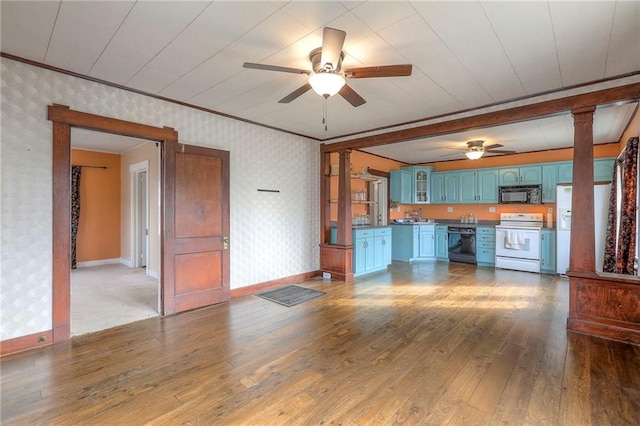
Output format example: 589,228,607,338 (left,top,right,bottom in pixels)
76,258,121,268
148,270,160,279
119,258,133,268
